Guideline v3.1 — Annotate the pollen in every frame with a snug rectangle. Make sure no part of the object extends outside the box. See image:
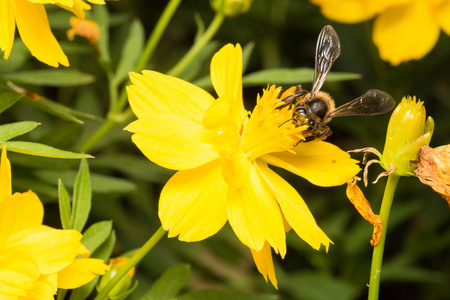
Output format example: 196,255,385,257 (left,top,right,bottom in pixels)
243,85,306,160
